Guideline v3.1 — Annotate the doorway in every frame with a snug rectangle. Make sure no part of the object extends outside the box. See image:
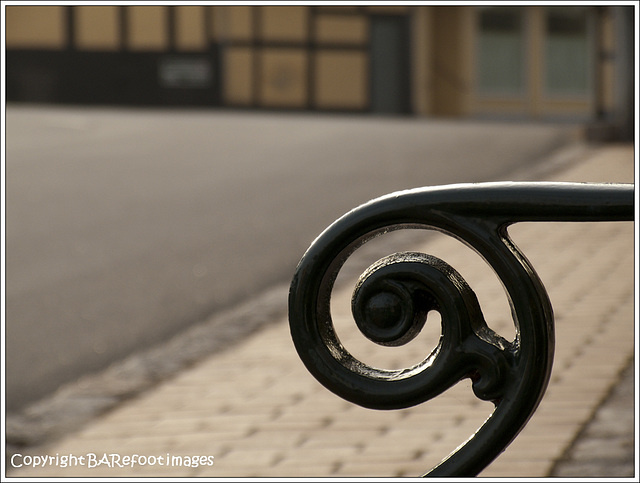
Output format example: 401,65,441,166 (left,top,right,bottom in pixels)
475,6,595,119
370,15,411,114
